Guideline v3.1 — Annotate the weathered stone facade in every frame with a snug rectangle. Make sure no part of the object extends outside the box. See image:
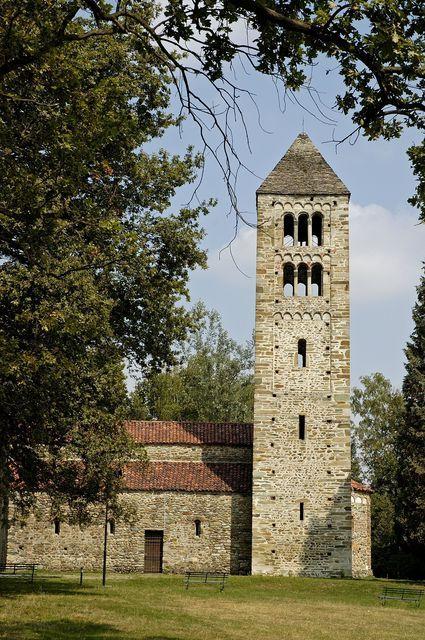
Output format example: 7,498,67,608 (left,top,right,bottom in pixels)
7,491,252,575
0,496,7,567
7,434,253,574
252,134,353,577
4,135,372,577
351,482,372,577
